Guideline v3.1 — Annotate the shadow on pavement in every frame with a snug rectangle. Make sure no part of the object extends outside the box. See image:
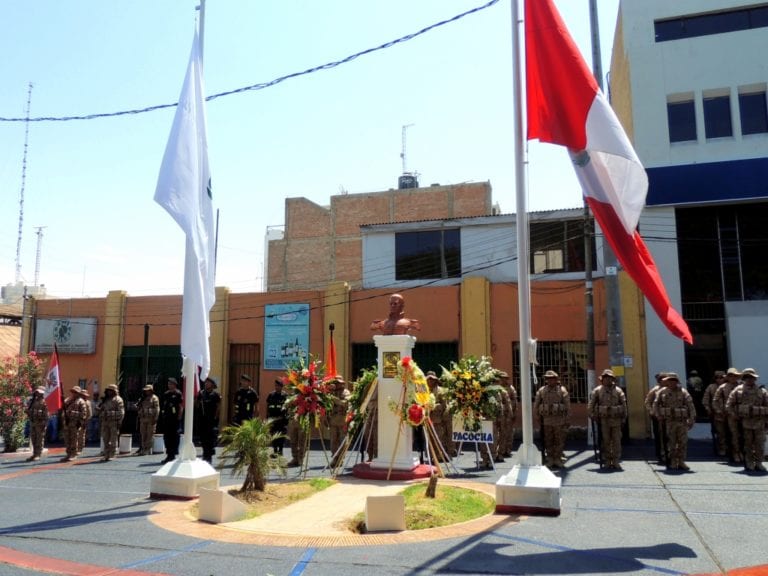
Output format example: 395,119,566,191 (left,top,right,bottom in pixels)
0,501,154,536
438,538,695,575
